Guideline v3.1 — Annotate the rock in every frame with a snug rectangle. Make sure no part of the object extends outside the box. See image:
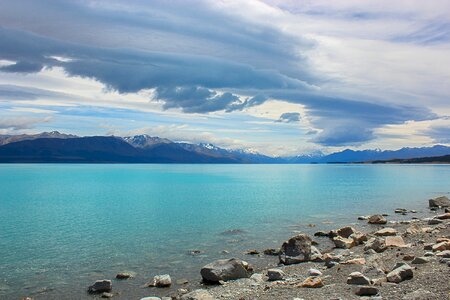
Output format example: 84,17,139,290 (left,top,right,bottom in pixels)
347,272,371,285
310,246,323,262
140,298,161,300
176,278,189,285
436,250,450,258
314,231,330,237
402,254,415,261
429,196,450,207
402,289,436,300
101,293,114,299
368,215,387,224
297,276,324,288
353,232,368,245
200,258,251,282
308,268,322,277
394,208,408,214
432,241,450,252
386,263,413,283
424,251,434,257
343,257,366,265
364,238,386,253
263,248,279,256
279,234,313,265
116,272,133,279
428,218,443,225
375,228,397,236
436,213,450,220
88,280,112,294
358,216,369,220
180,289,214,300
411,257,429,264
423,243,434,250
323,253,341,268
245,249,259,255
333,236,355,249
385,236,407,247
336,226,356,238
148,275,172,287
267,268,285,281
354,286,379,296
